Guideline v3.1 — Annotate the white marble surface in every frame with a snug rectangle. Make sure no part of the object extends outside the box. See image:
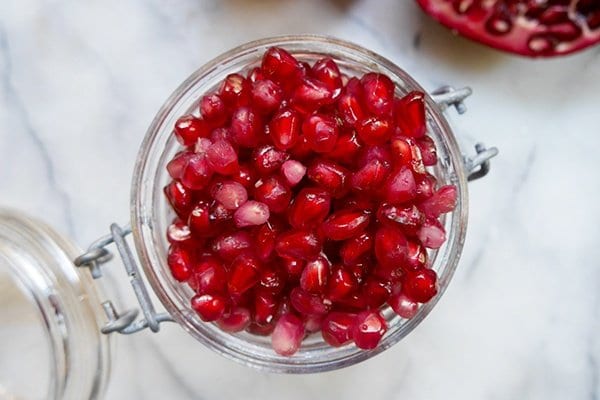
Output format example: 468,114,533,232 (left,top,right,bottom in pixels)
1,0,599,399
